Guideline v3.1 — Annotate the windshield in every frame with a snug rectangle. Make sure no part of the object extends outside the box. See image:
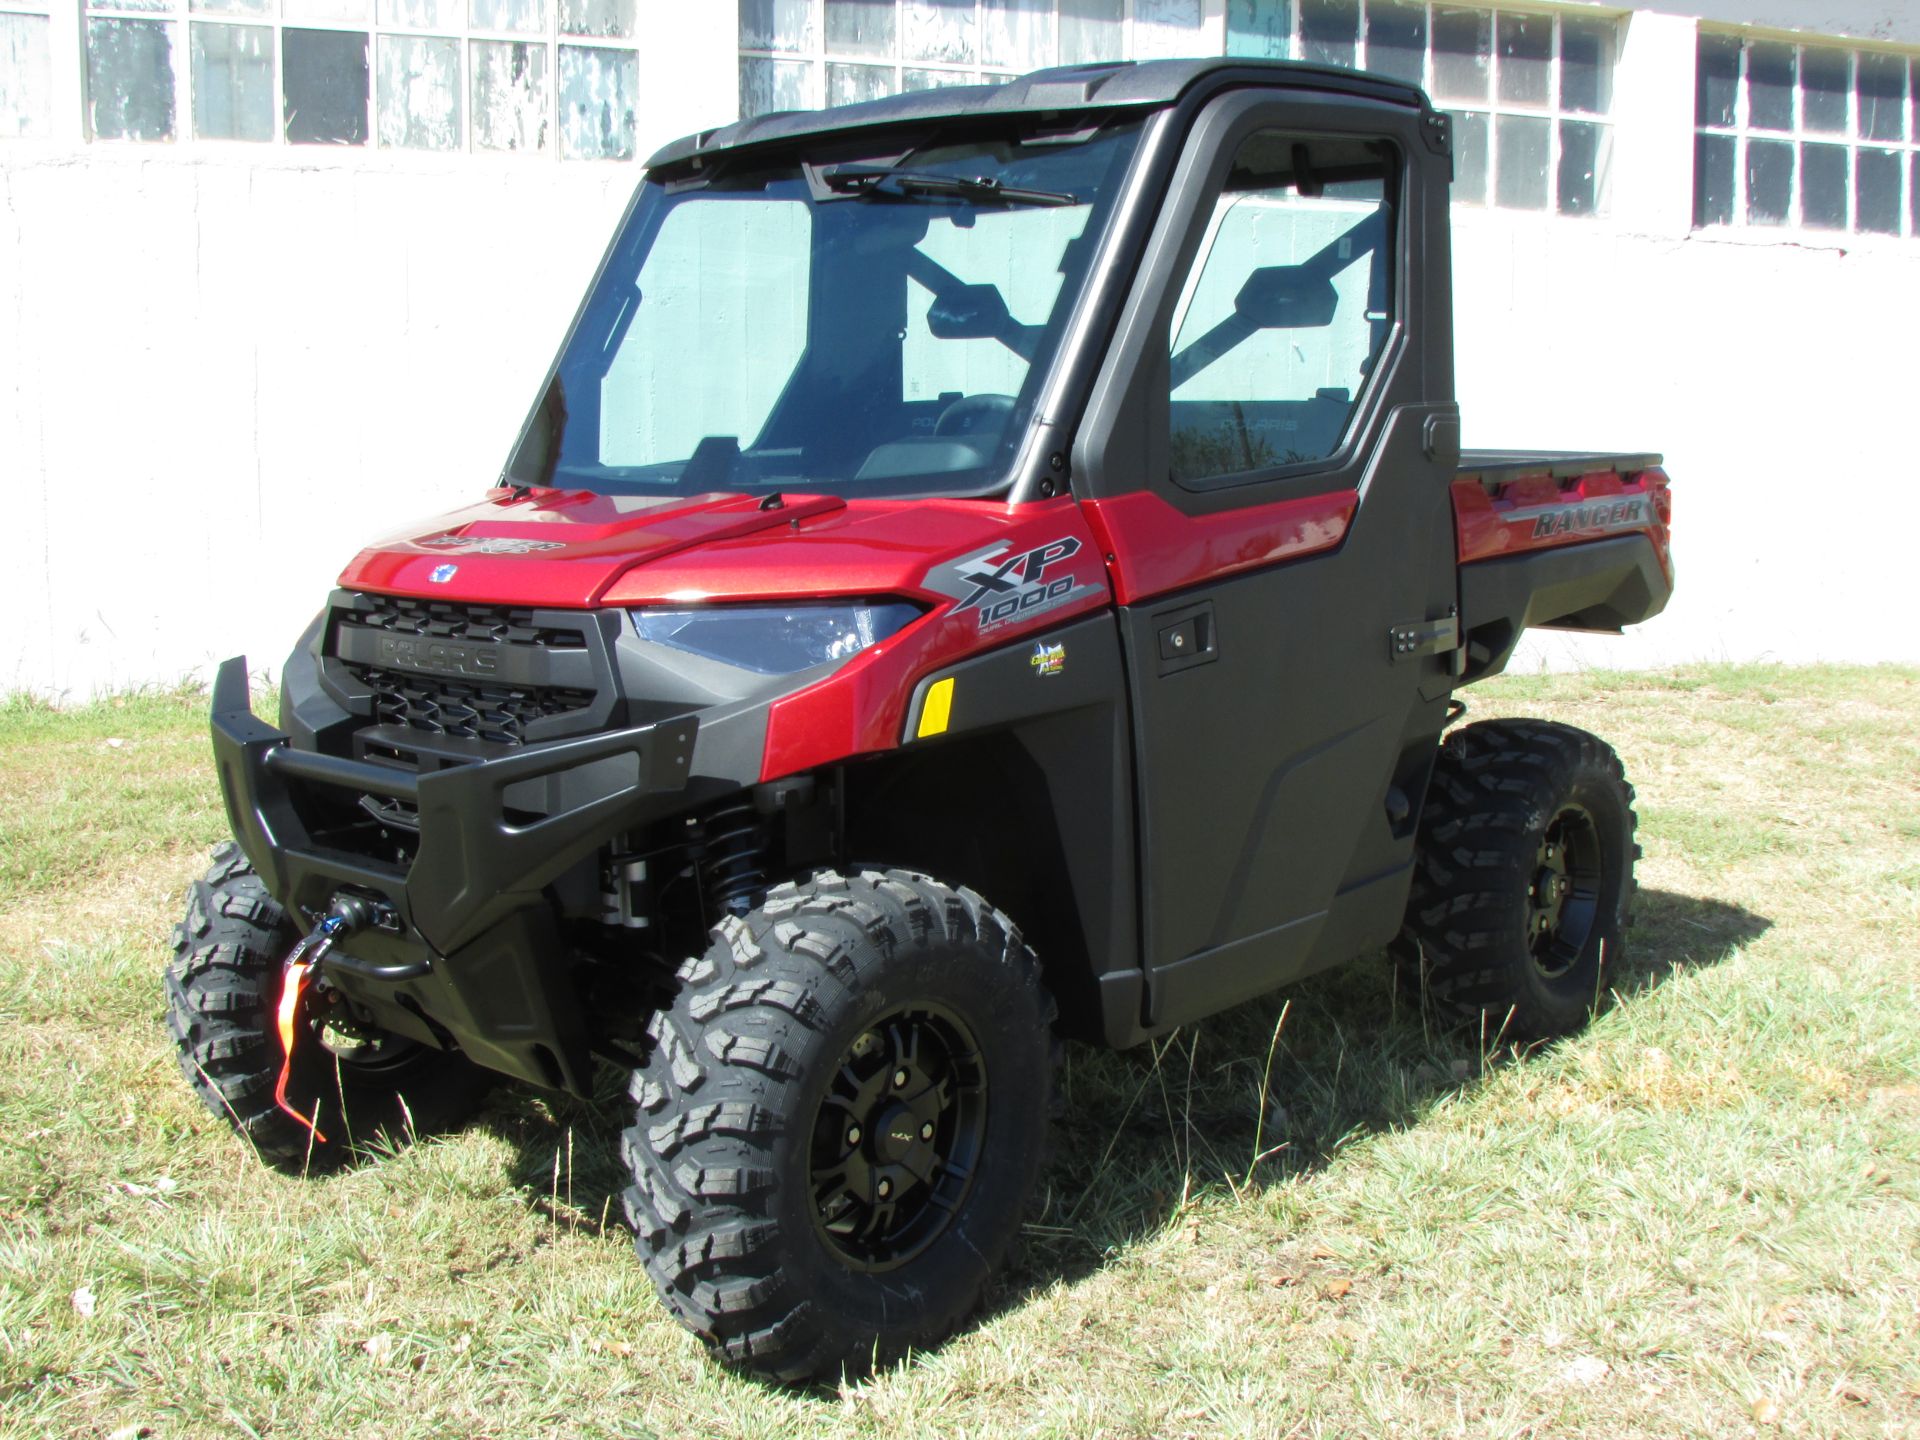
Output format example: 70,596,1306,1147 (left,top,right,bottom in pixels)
506,119,1144,500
